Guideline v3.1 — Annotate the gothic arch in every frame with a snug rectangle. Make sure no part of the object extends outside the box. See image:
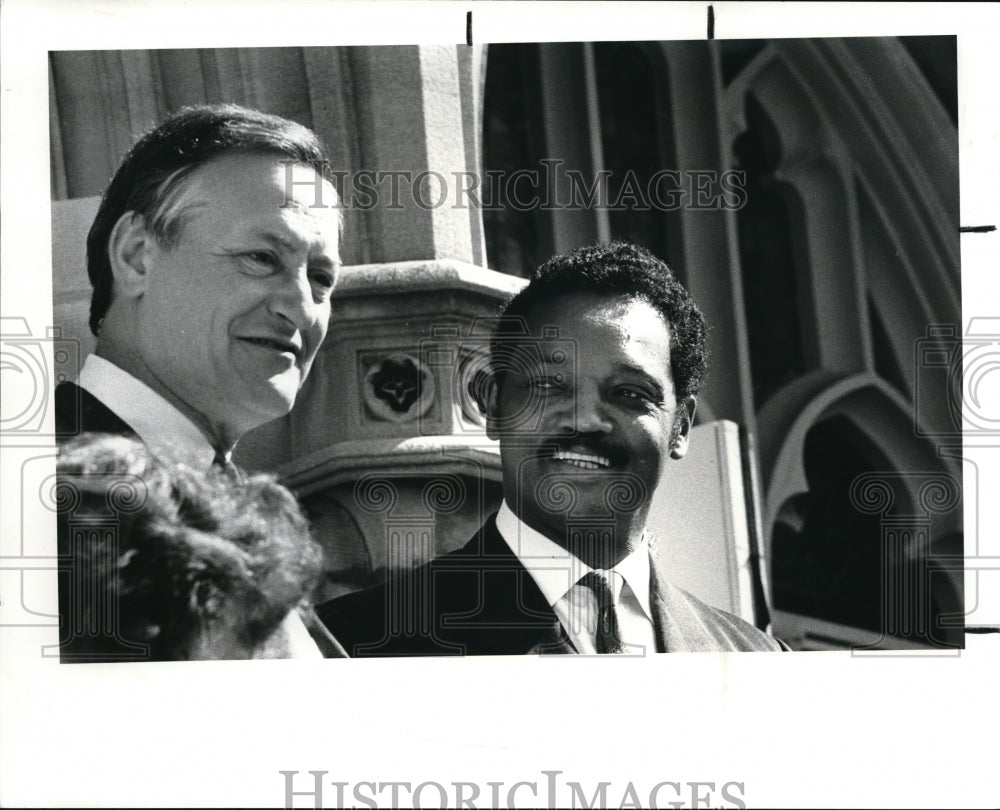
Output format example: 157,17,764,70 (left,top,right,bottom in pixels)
759,370,961,561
